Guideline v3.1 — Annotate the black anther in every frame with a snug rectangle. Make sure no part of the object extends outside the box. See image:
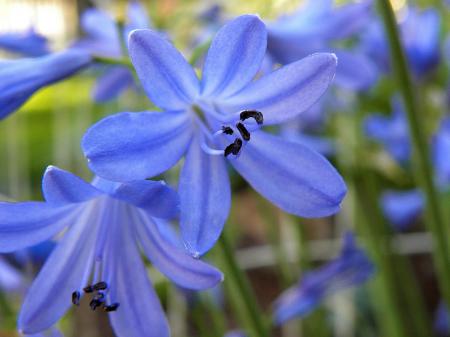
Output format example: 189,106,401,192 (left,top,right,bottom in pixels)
72,291,81,306
93,281,108,291
236,122,250,141
104,303,120,312
240,110,263,125
83,285,94,293
222,126,234,135
224,138,243,157
93,292,105,301
90,298,104,311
